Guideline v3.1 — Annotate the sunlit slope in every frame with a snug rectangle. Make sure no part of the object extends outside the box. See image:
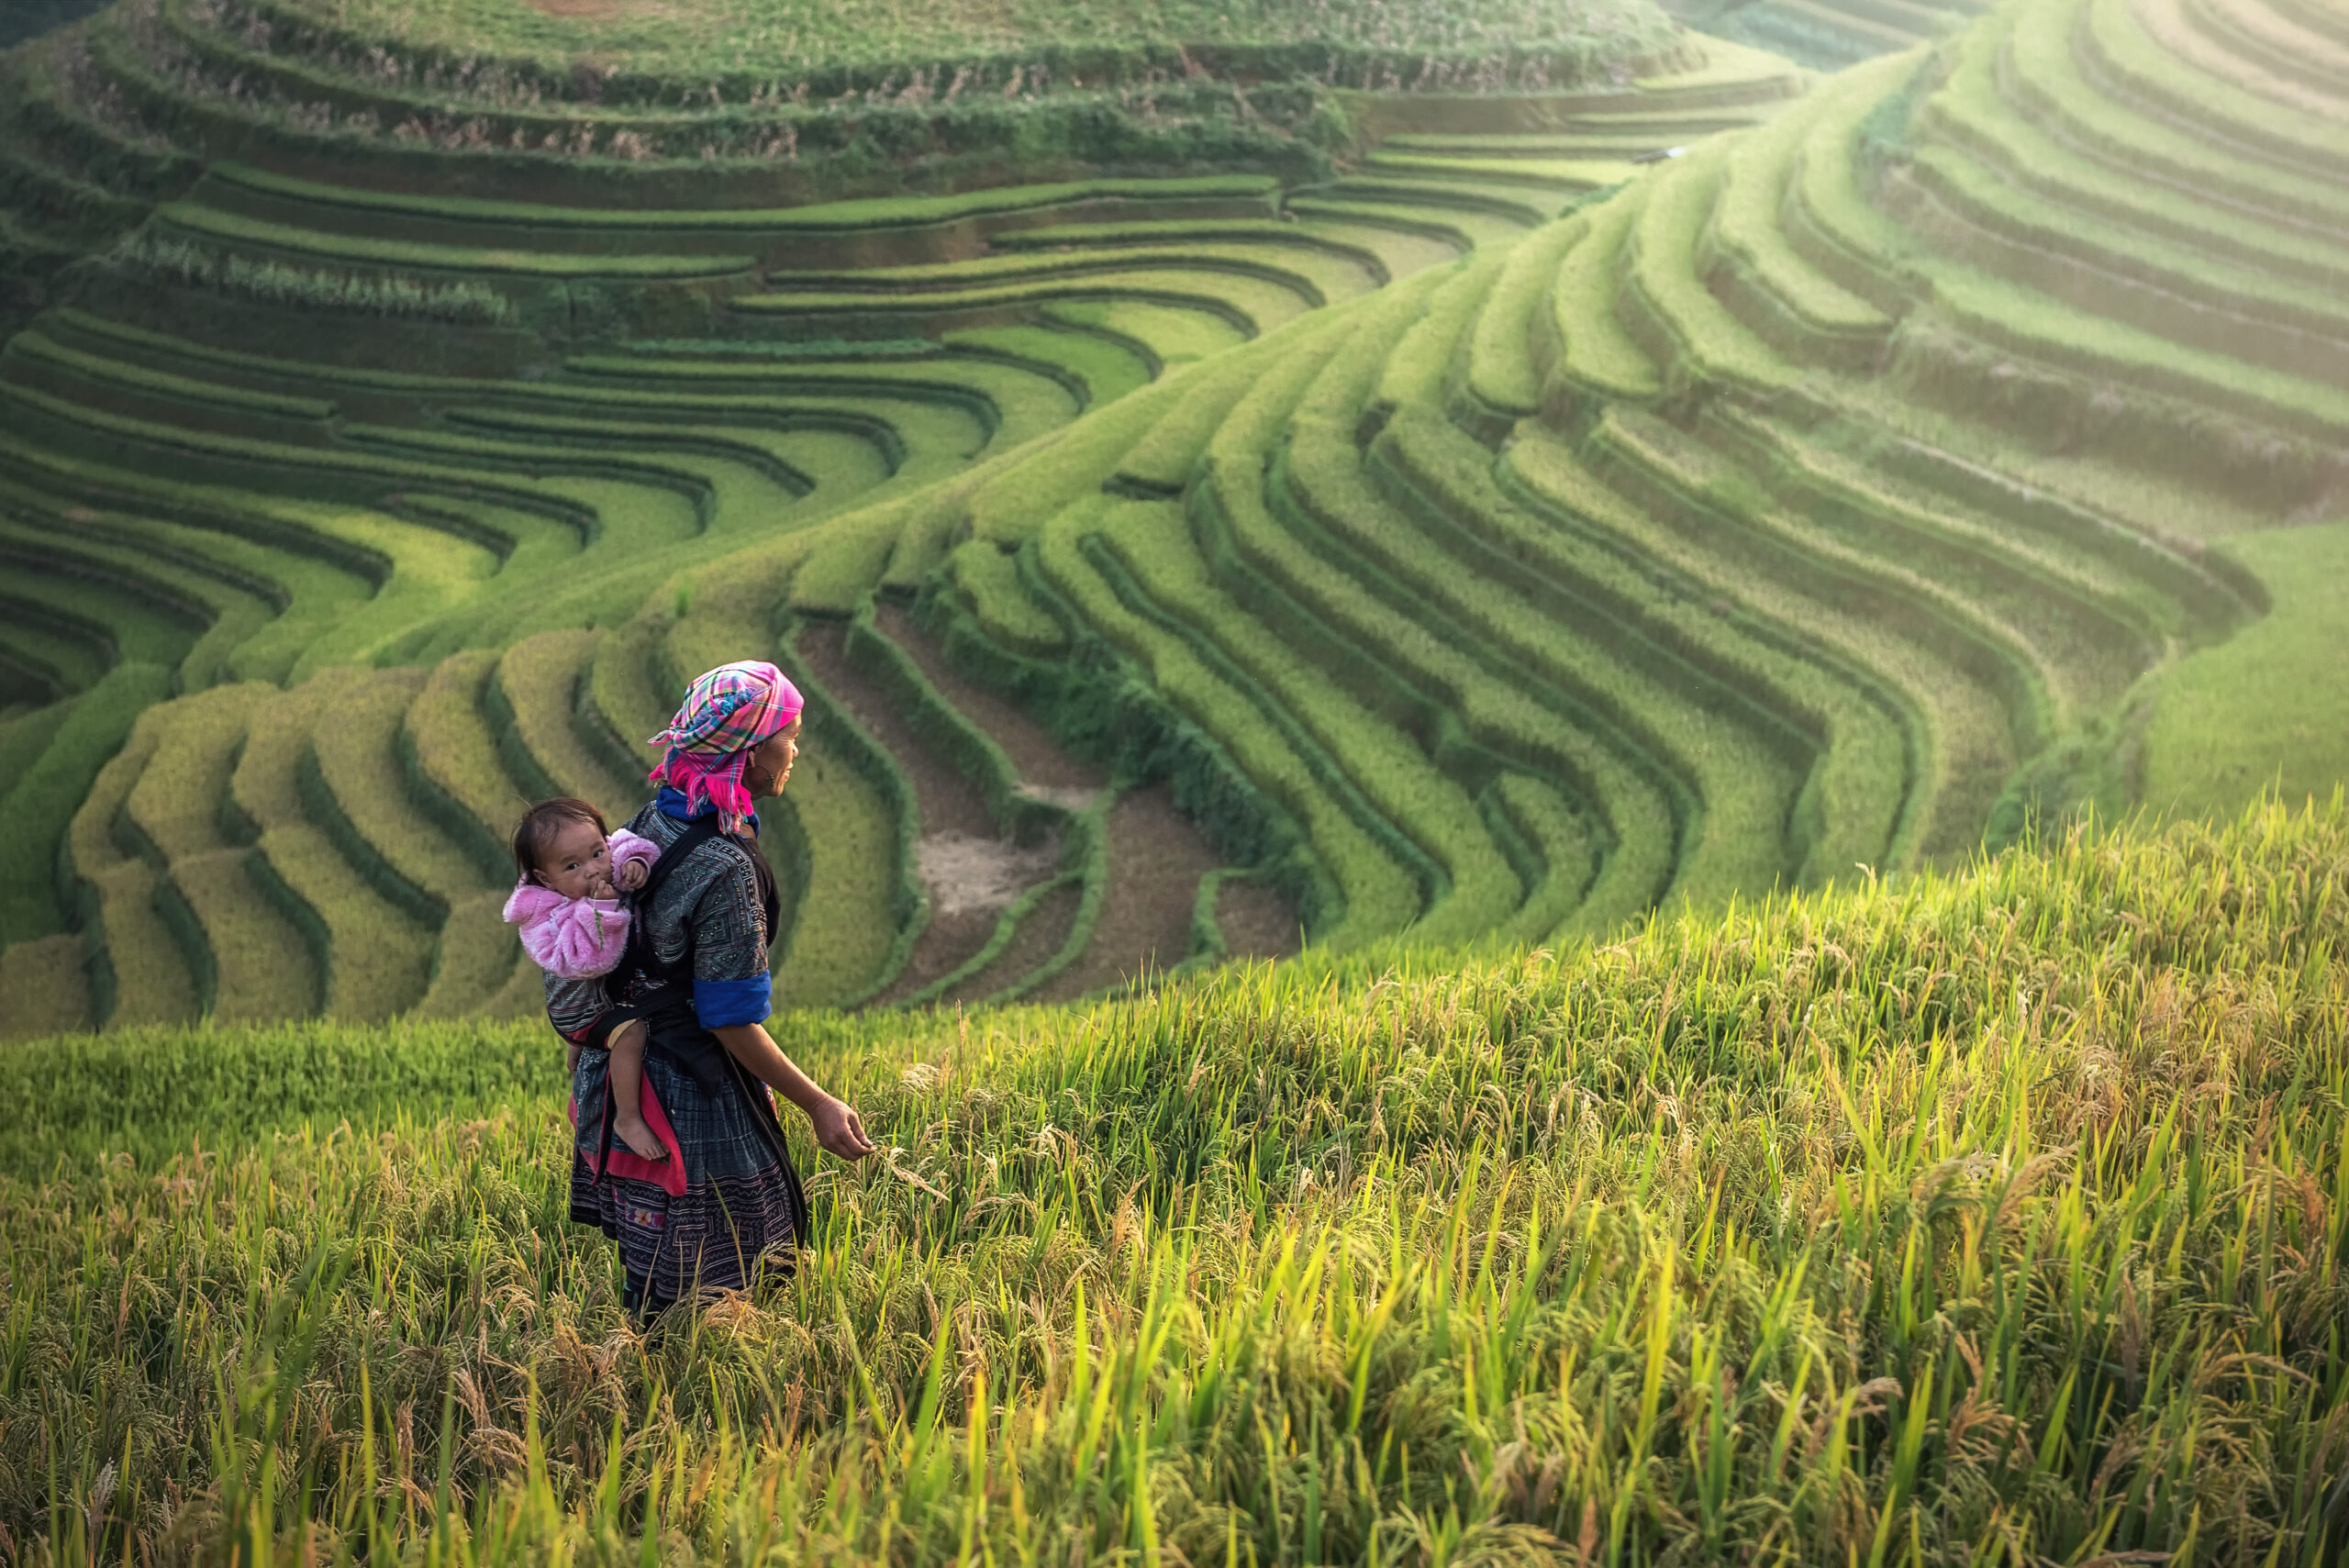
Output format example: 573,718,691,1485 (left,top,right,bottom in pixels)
888,0,2340,947
0,13,1799,1031
5,0,2343,1033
